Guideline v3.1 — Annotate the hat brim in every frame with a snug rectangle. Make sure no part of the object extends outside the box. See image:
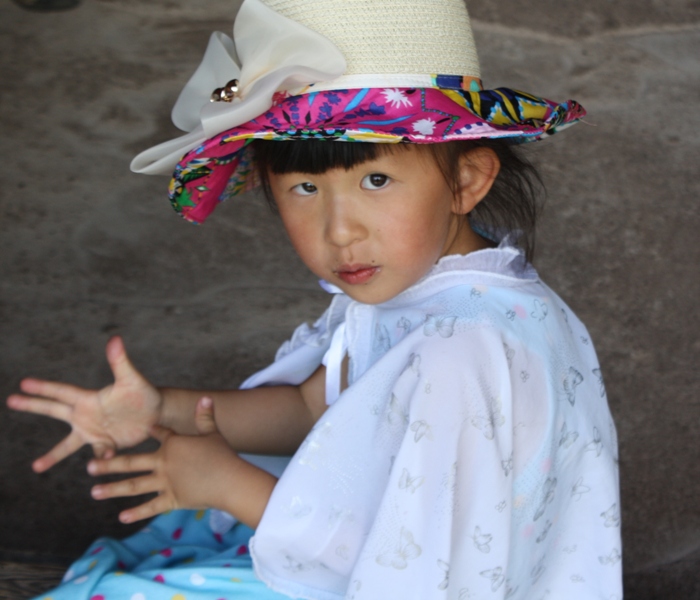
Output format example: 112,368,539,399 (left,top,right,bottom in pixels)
169,86,585,224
